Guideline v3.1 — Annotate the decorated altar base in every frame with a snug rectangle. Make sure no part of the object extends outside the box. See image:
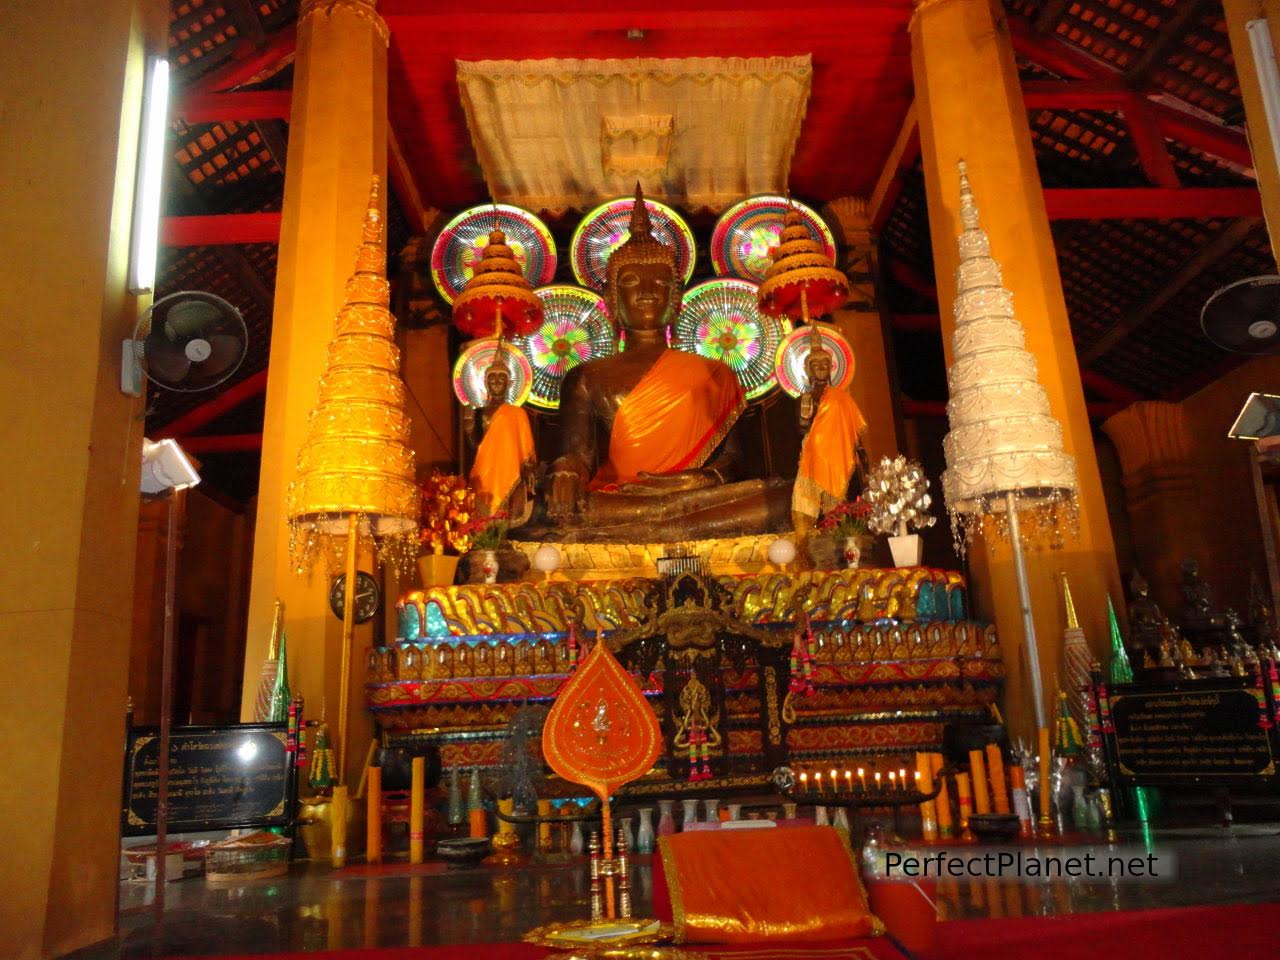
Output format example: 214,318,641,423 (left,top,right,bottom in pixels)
370,567,1002,789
